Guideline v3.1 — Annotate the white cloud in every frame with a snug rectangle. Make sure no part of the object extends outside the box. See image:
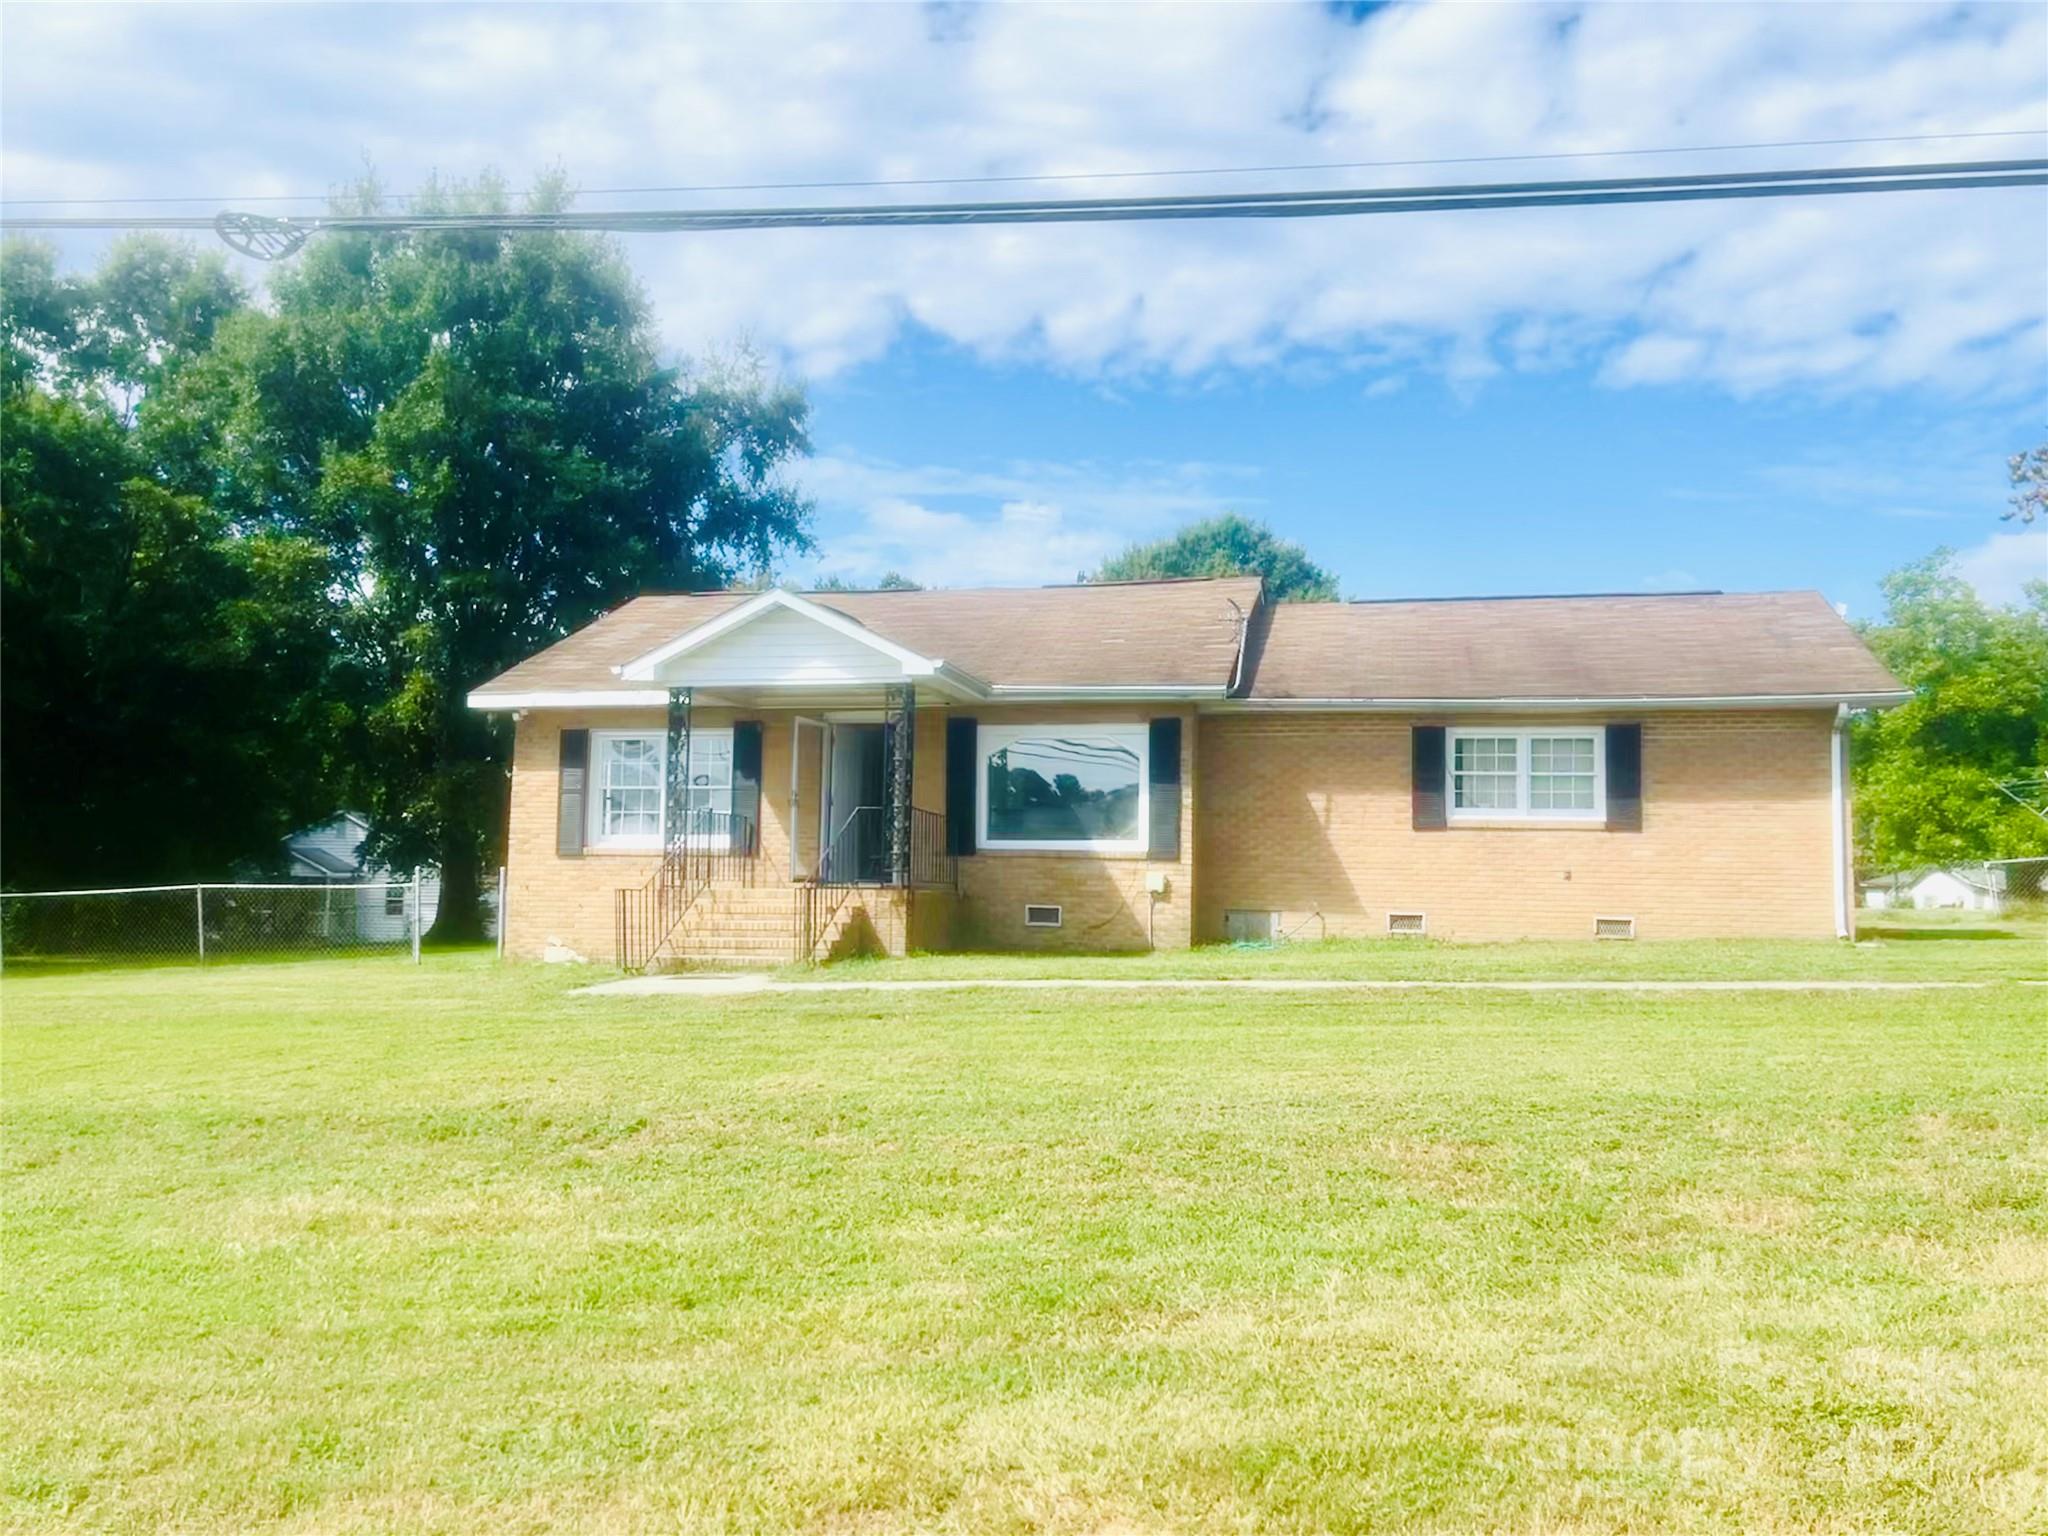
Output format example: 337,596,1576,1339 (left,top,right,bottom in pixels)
820,496,1119,588
3,3,2043,394
794,452,1250,587
1954,526,2048,607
